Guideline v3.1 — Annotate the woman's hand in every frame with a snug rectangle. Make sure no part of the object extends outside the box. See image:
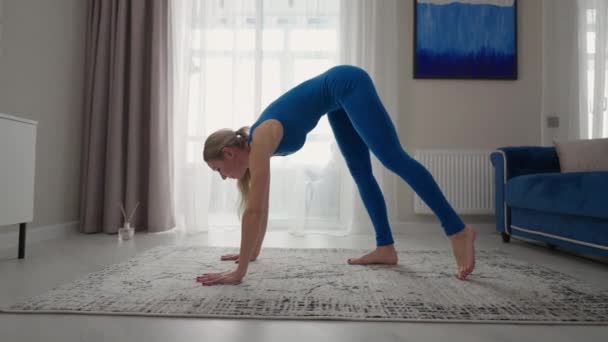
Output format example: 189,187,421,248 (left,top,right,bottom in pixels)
196,269,245,286
220,252,259,263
